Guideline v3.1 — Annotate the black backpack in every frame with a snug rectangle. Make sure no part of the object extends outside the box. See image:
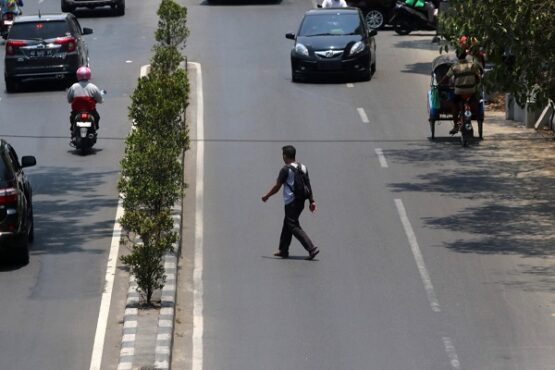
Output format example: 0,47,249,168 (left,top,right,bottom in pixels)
287,164,312,201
